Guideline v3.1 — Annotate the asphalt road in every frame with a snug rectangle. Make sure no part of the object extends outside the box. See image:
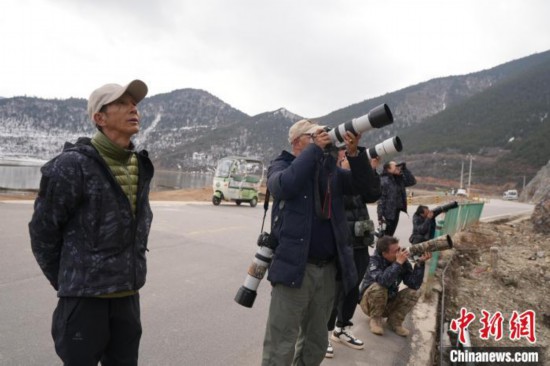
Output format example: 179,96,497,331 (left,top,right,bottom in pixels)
0,198,534,366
